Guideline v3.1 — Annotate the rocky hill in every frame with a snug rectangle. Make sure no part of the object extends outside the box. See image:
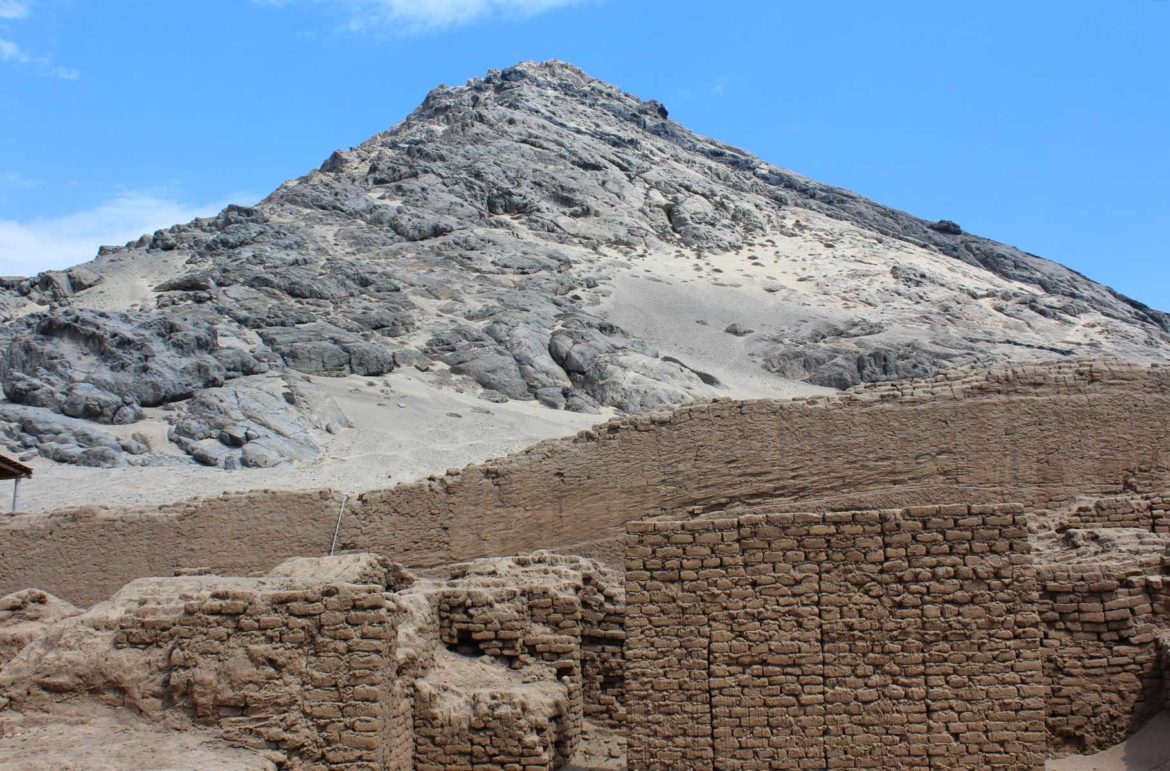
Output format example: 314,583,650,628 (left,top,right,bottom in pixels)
1,61,1166,498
